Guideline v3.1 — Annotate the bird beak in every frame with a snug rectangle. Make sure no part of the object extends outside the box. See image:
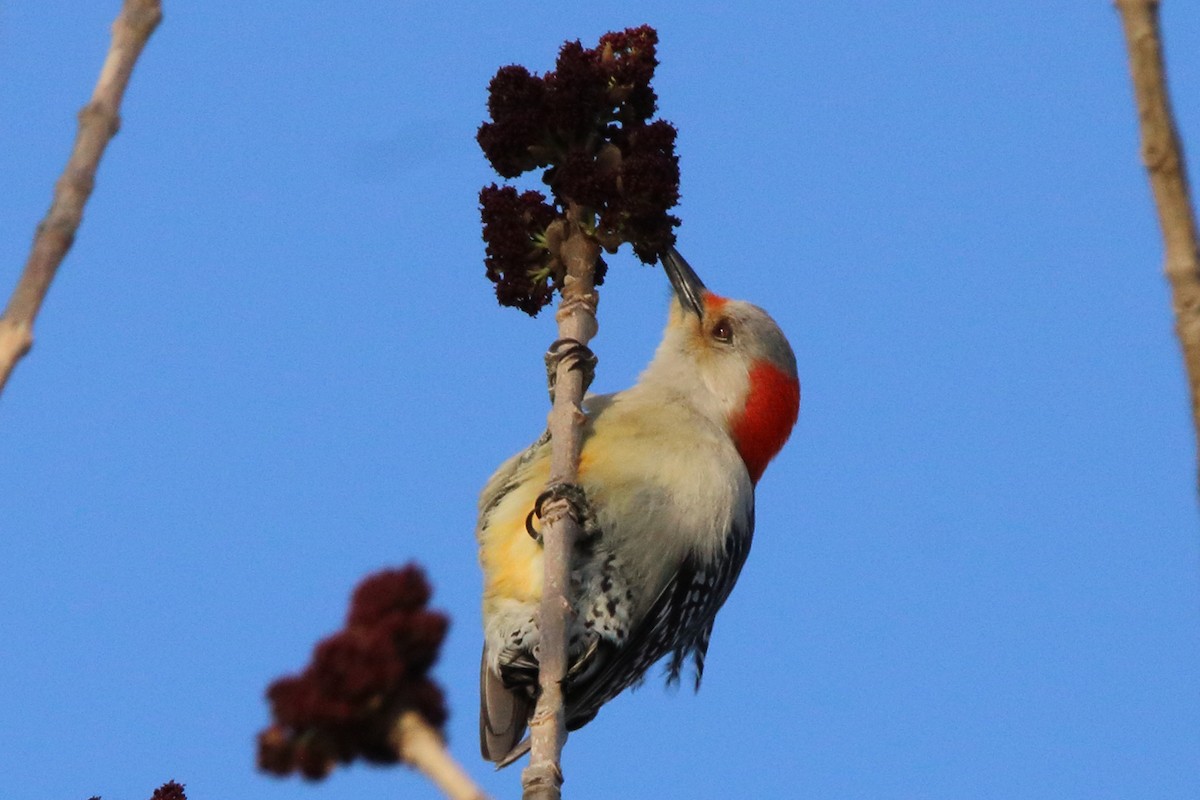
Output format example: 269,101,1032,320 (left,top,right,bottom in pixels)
662,247,707,318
